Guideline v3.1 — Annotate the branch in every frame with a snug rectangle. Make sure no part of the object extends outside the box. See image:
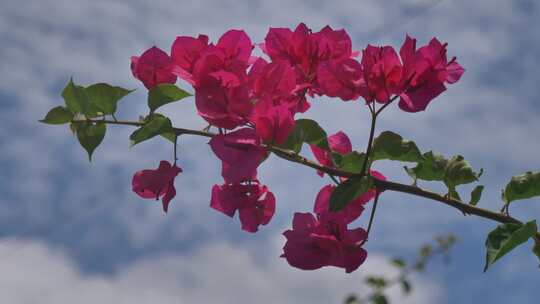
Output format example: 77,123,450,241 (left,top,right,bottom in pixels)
78,118,539,238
